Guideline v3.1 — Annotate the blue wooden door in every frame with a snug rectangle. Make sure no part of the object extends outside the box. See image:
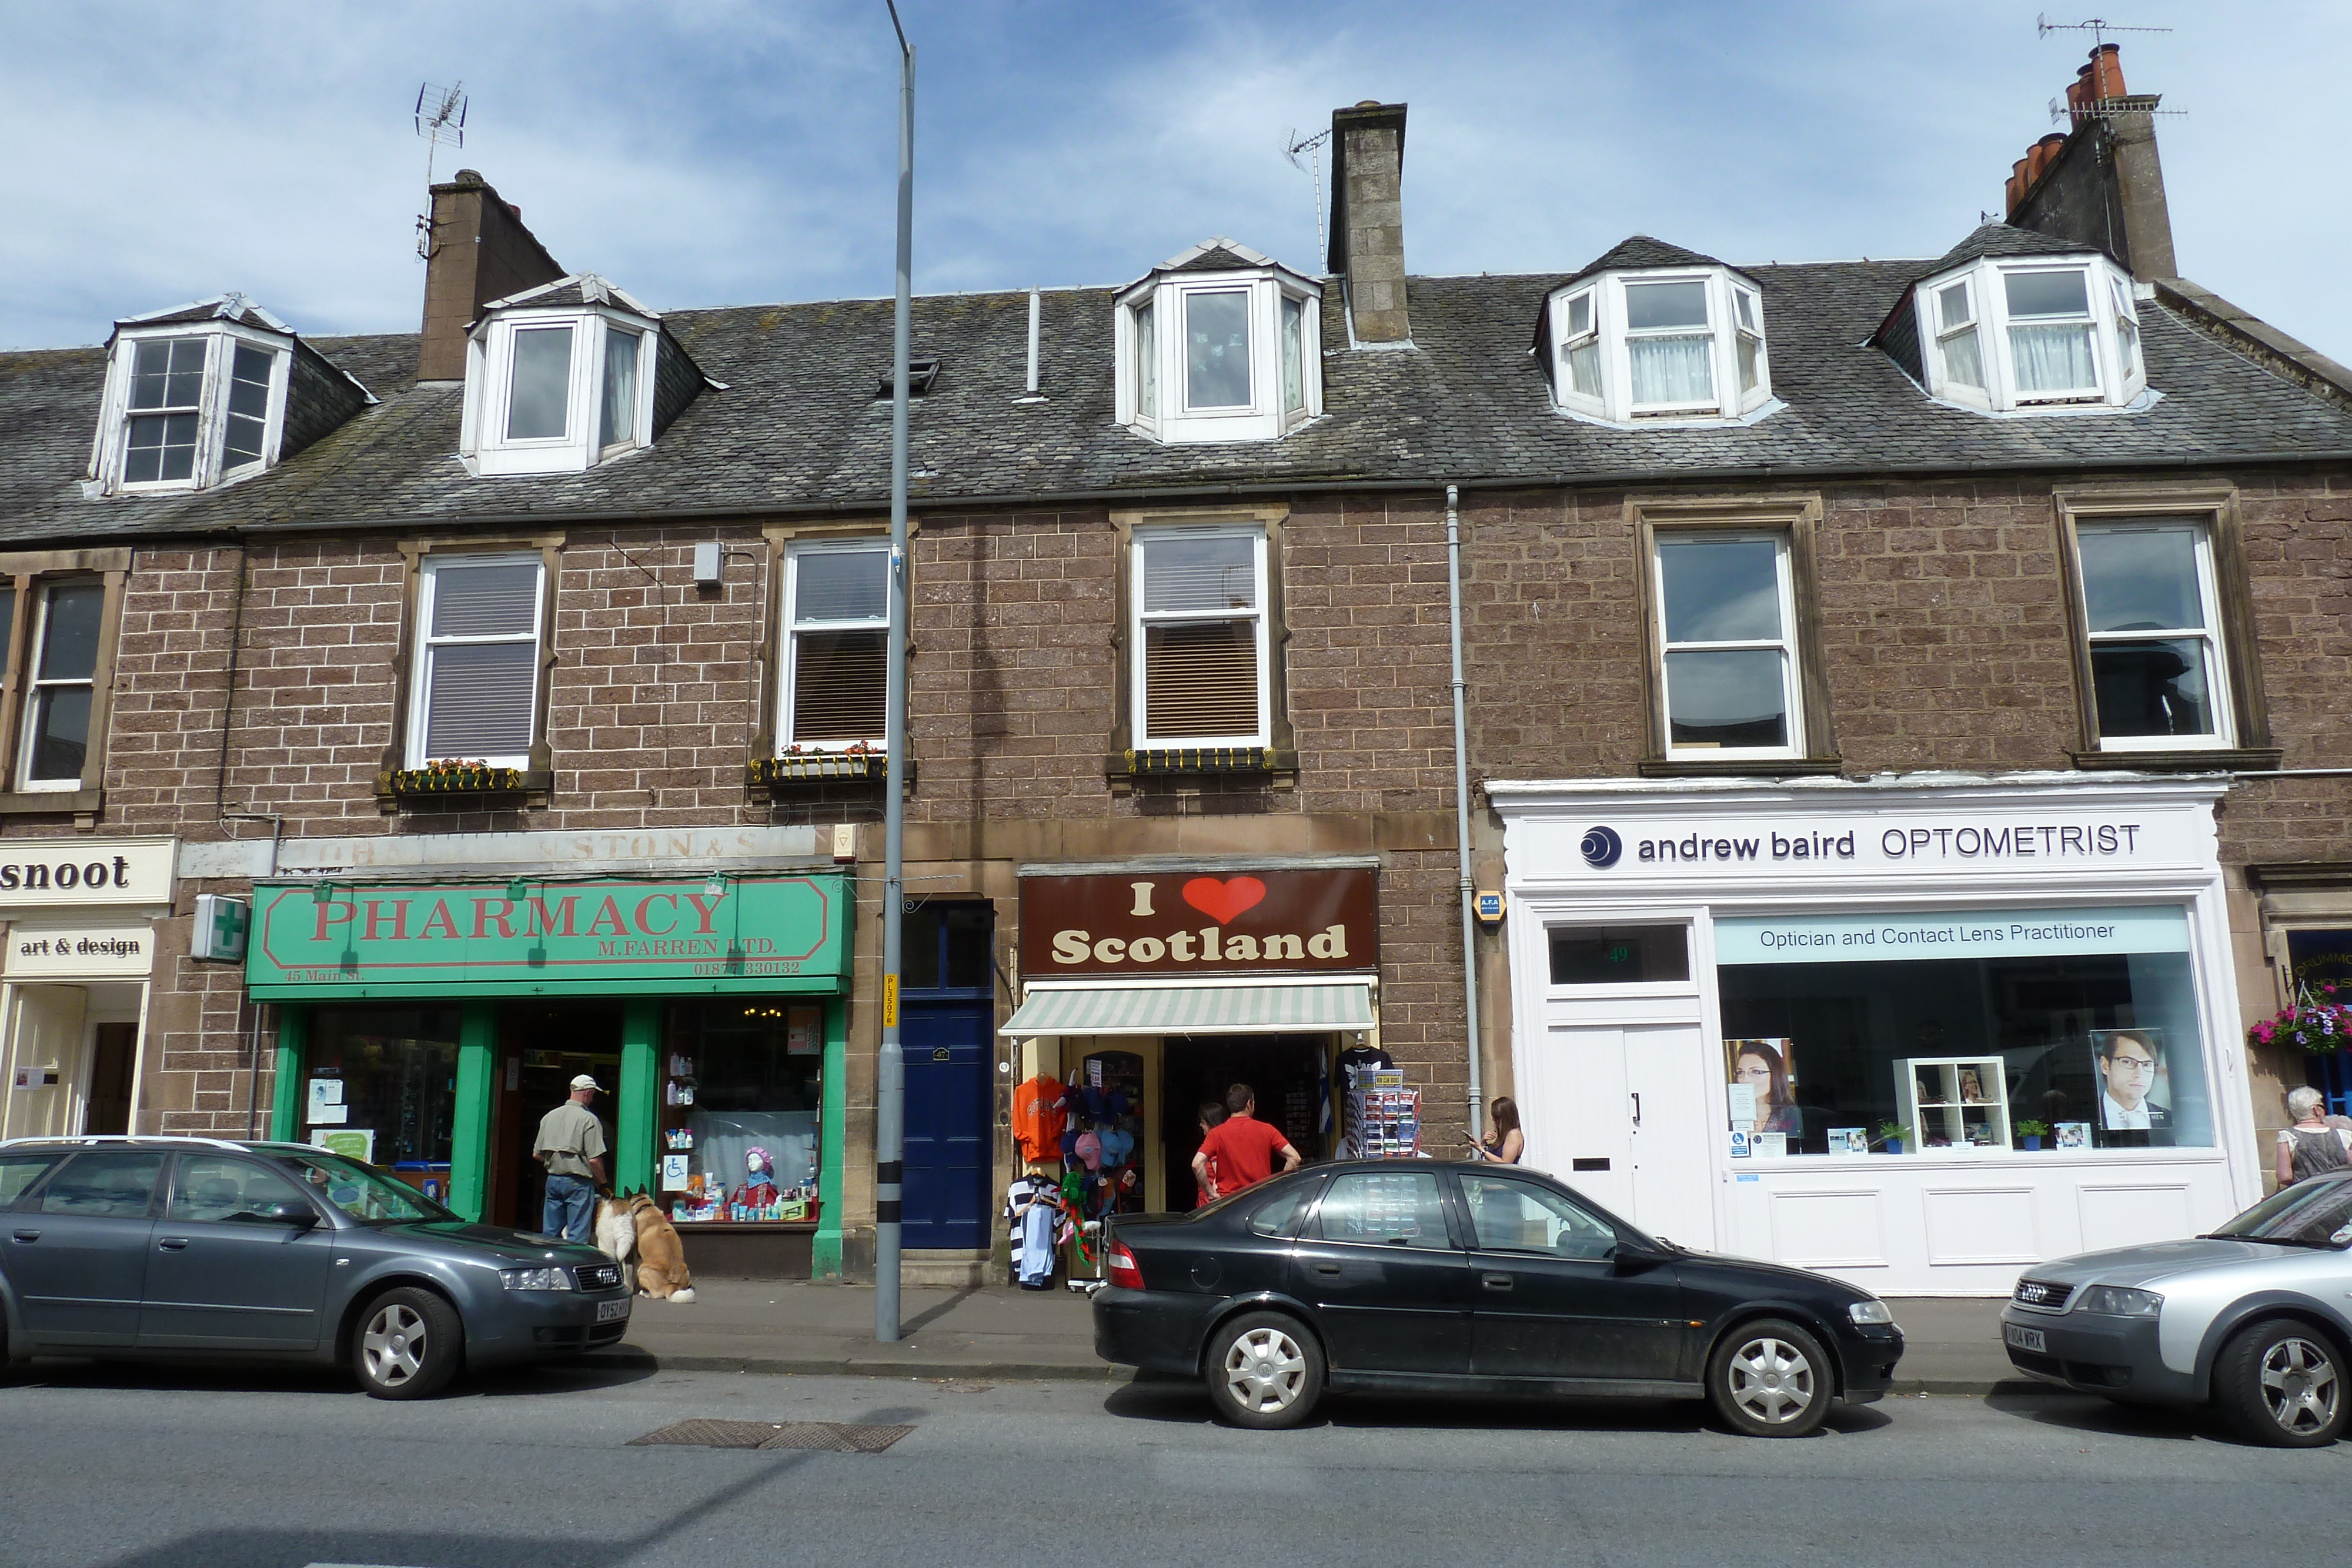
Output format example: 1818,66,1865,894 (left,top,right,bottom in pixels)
900,999,991,1249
